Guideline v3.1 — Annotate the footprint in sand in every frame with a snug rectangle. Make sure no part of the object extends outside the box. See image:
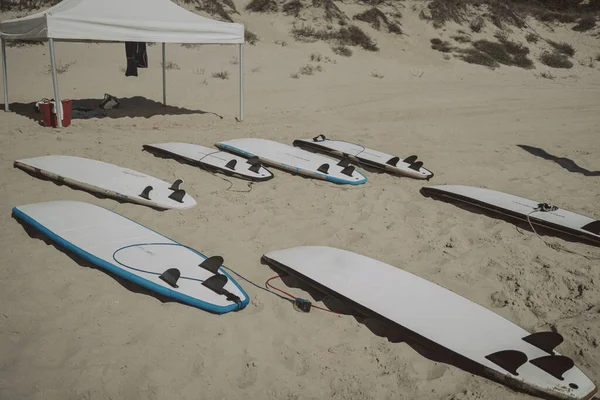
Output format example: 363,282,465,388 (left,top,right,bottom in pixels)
245,294,264,315
237,357,258,389
281,346,310,376
427,364,449,380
